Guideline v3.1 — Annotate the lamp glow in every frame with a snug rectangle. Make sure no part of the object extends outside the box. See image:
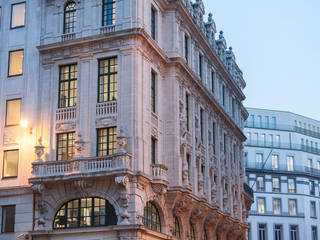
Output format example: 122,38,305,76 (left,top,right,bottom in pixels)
20,120,28,128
